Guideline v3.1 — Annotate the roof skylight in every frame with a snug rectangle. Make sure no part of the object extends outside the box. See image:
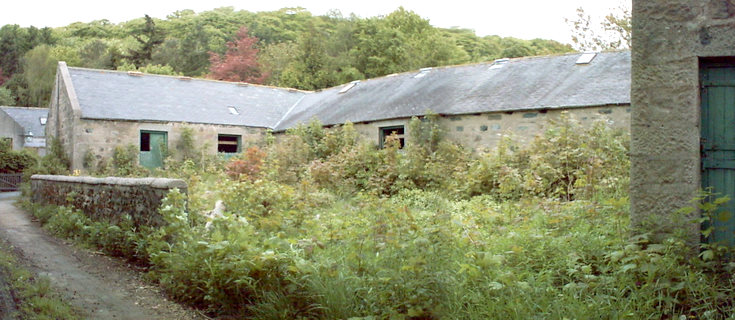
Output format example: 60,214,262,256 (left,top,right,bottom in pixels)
40,117,47,125
489,58,510,70
576,52,597,64
339,80,360,94
228,106,239,115
414,67,432,79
